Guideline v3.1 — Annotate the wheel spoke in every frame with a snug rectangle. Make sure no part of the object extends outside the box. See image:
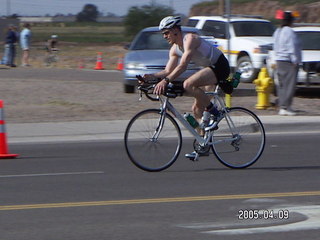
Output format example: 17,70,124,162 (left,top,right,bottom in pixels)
212,107,265,168
124,109,182,172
